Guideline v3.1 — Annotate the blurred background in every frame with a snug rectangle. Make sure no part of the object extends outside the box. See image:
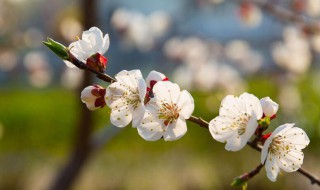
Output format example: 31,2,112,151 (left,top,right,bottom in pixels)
1,0,320,189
